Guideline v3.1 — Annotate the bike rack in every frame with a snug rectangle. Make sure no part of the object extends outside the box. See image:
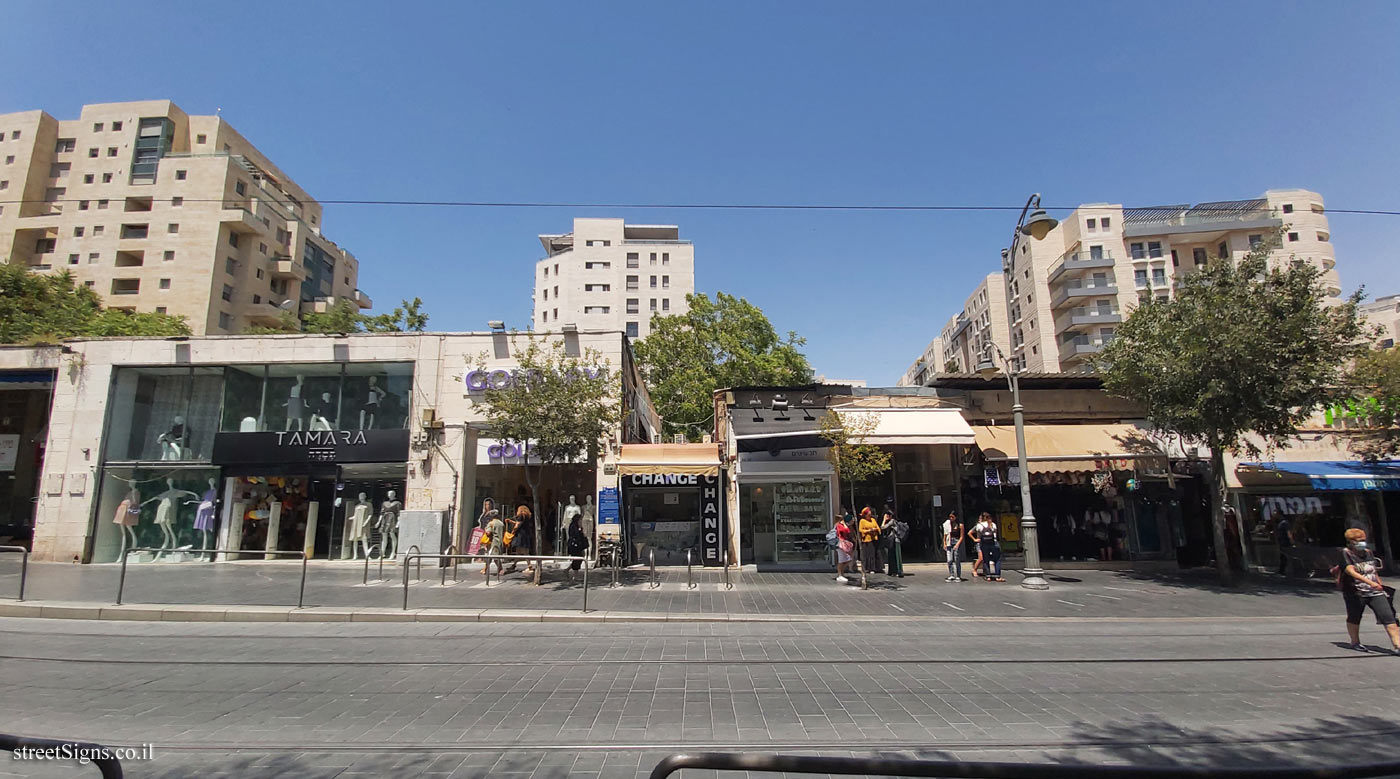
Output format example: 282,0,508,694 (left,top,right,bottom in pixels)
0,545,29,601
361,544,381,585
401,553,588,611
0,732,123,778
440,544,459,585
115,547,307,608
